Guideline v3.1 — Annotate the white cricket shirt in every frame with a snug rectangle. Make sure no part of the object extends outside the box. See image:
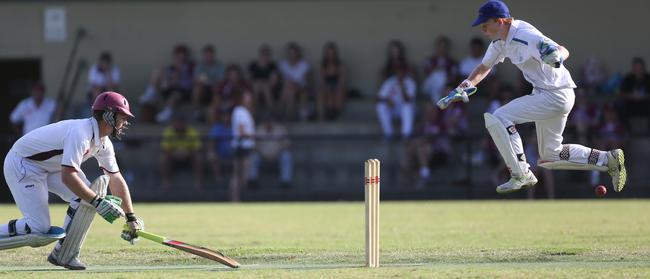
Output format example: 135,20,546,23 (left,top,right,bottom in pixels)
378,76,417,104
231,106,255,149
10,118,119,173
482,20,576,90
